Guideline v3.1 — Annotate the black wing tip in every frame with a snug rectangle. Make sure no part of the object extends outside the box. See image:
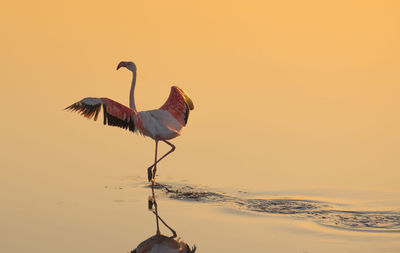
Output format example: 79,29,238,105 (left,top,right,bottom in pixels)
183,103,190,125
65,101,101,121
185,97,194,111
175,87,193,126
102,104,136,132
64,103,79,111
67,100,137,133
180,89,194,111
173,86,194,111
